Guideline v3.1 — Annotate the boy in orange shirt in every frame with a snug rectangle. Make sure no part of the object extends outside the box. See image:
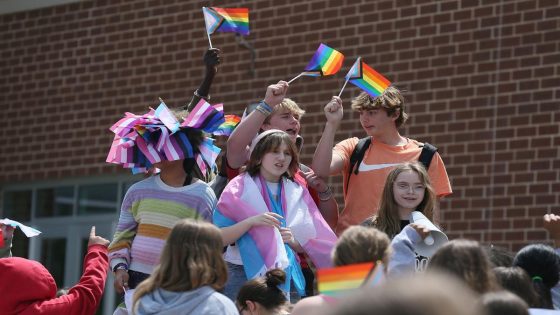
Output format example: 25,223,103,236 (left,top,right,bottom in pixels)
312,88,452,235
